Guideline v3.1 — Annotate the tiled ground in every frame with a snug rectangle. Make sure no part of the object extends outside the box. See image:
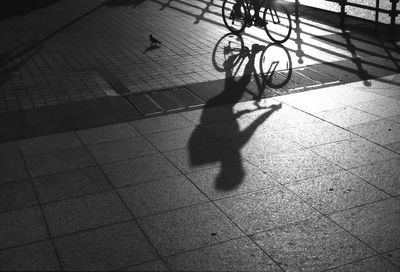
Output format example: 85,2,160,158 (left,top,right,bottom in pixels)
1,0,400,270
1,75,400,271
